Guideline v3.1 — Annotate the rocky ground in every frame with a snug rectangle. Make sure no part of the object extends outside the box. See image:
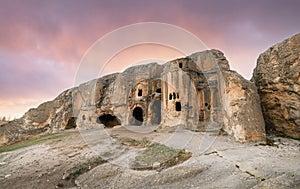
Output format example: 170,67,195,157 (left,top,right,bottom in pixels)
0,126,300,189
